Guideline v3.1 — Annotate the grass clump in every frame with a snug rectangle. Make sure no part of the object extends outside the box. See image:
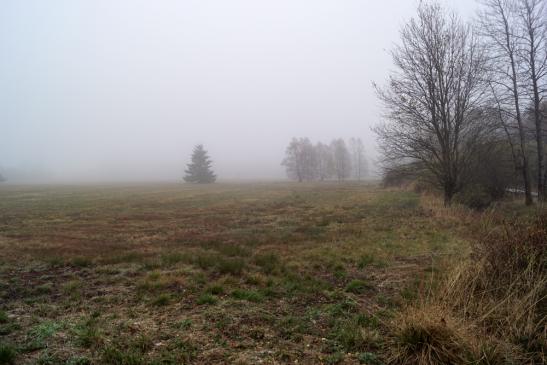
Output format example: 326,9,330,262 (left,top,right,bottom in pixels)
216,257,246,275
389,305,476,365
160,252,190,266
205,284,224,295
387,214,547,364
253,253,281,274
345,279,373,294
231,289,263,302
216,244,251,257
73,317,102,348
66,356,91,365
71,257,93,268
329,318,367,352
151,293,171,306
357,352,382,364
196,293,217,305
24,320,62,351
357,254,375,269
101,346,143,365
0,343,17,365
